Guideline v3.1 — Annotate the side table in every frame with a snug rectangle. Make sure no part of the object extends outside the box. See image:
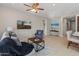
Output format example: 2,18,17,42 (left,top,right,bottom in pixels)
28,37,45,52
